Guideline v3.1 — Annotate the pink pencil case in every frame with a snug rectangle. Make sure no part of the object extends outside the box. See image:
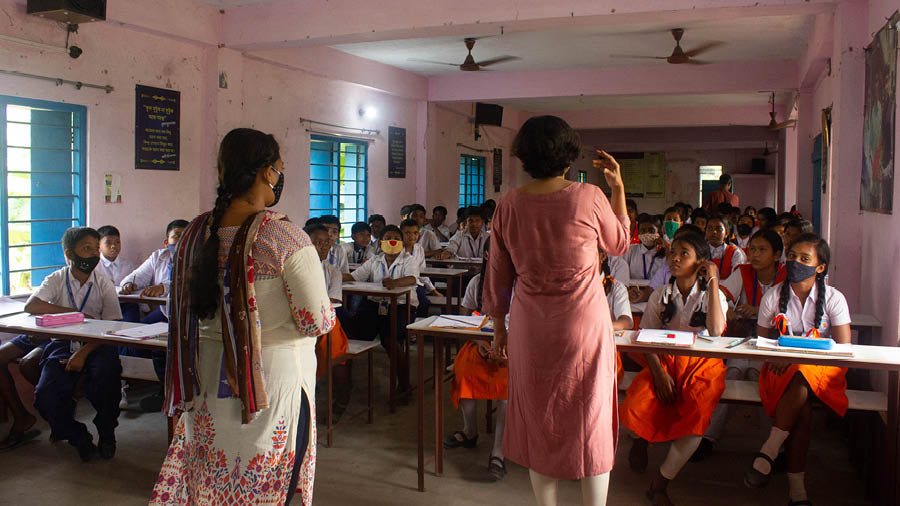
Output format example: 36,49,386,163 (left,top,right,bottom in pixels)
35,312,84,327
